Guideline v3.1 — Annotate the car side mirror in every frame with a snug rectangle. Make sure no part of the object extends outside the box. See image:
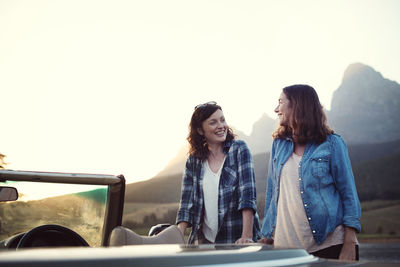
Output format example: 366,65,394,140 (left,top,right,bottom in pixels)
0,186,18,202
